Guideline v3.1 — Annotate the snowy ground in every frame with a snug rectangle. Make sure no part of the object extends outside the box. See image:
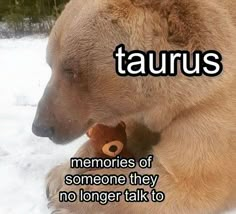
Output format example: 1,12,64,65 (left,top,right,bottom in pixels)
0,37,86,214
0,37,235,214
